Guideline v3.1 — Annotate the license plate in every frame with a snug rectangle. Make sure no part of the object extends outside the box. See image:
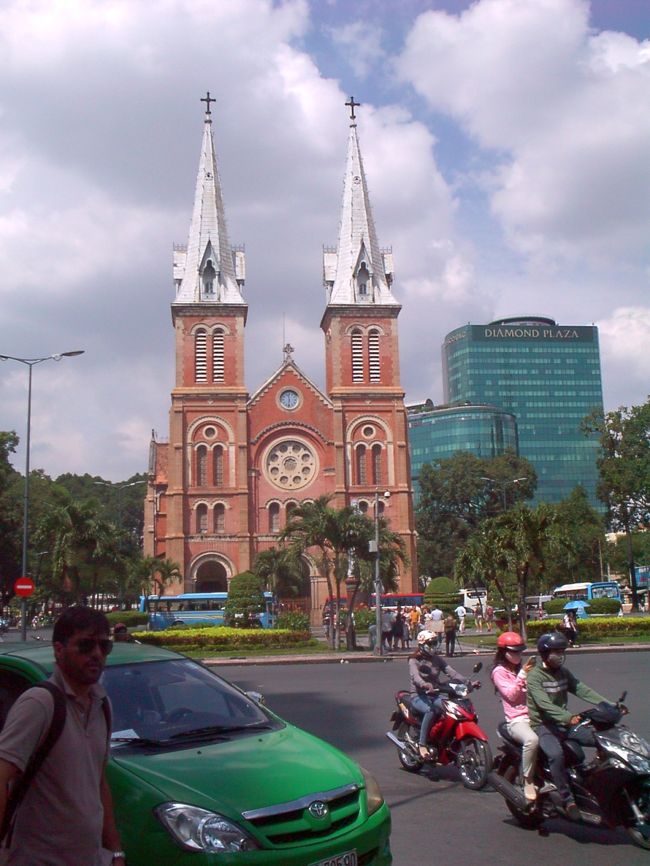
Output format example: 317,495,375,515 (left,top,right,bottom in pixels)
309,850,357,866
